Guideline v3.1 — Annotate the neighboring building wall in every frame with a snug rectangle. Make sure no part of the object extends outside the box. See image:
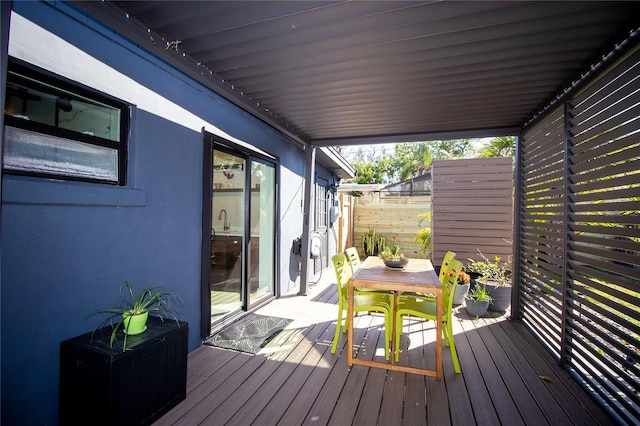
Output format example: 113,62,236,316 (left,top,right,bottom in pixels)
0,3,336,424
431,157,514,268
